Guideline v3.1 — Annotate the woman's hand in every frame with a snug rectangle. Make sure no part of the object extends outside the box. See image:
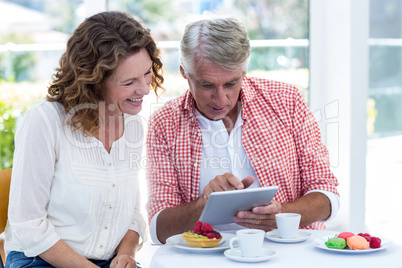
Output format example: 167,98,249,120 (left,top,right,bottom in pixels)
112,230,141,268
110,254,137,268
